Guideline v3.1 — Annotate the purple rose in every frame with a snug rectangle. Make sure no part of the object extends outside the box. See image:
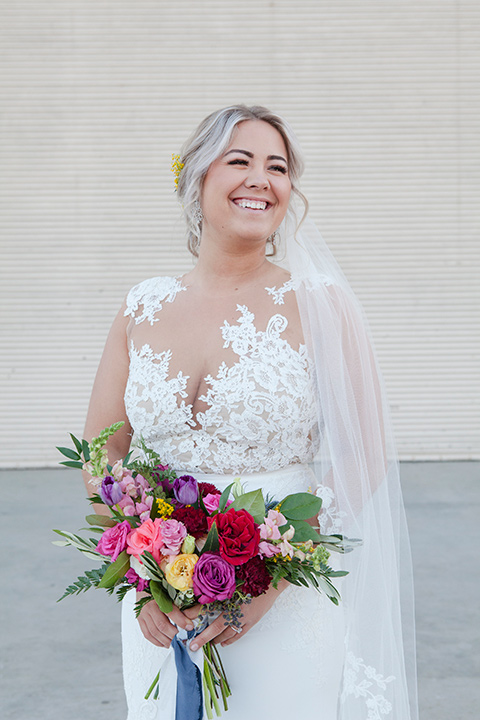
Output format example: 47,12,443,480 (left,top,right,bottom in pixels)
161,519,188,554
100,476,124,506
96,520,132,561
192,553,236,604
173,475,198,506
